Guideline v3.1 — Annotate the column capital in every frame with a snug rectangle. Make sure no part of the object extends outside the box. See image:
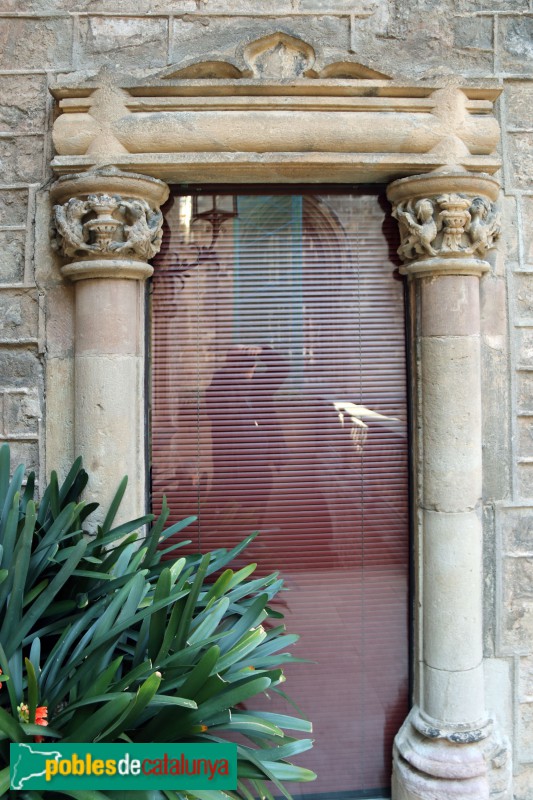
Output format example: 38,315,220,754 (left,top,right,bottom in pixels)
387,171,500,278
50,166,169,281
